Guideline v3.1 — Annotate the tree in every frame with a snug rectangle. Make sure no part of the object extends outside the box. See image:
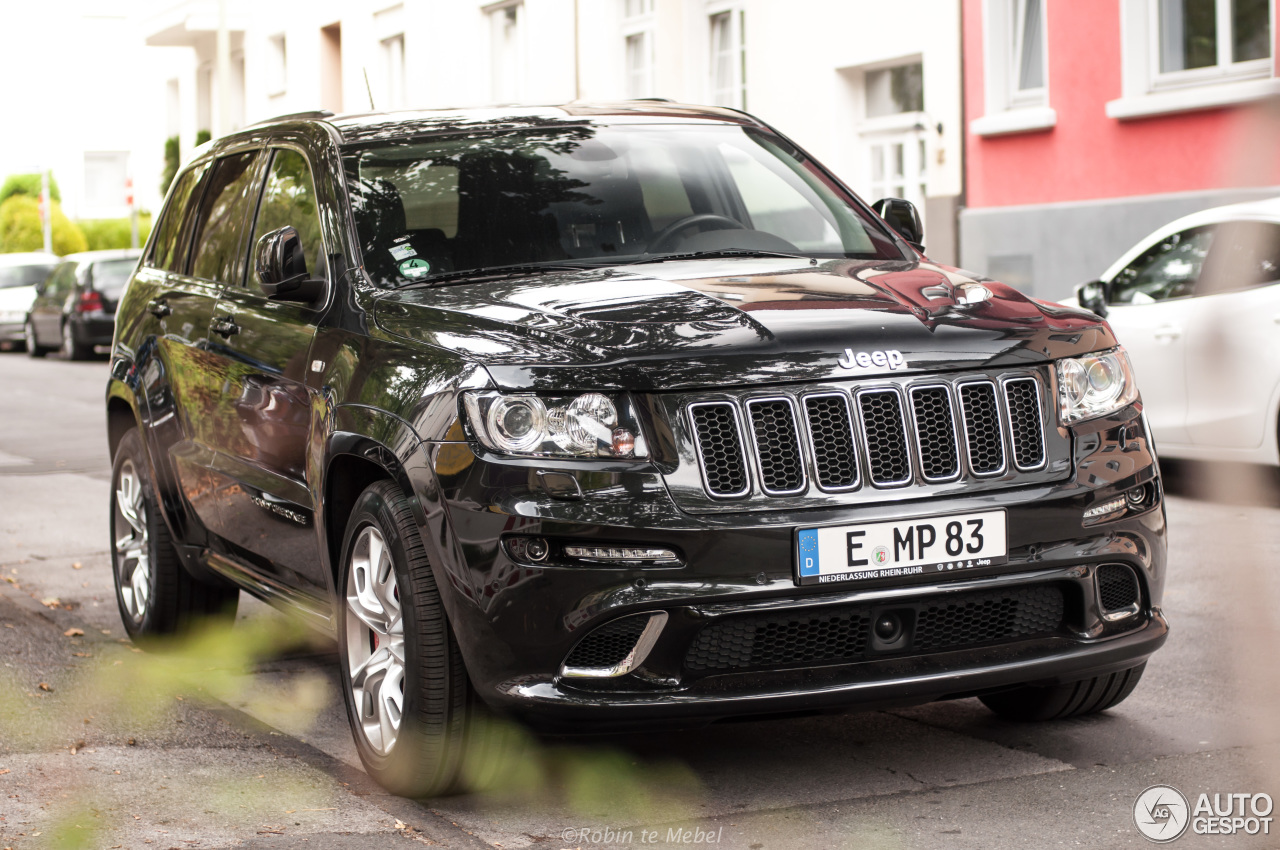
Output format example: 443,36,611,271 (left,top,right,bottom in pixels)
0,172,61,205
0,195,88,255
160,136,180,196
